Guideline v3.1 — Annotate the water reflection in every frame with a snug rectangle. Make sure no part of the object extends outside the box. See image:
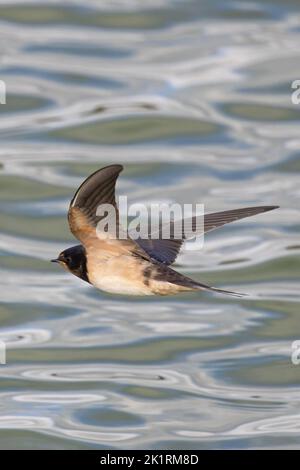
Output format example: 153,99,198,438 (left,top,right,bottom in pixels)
0,0,299,450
